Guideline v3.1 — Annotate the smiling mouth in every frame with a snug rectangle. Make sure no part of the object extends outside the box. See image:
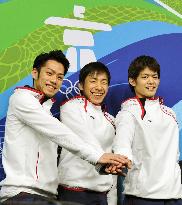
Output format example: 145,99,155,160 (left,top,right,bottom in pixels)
46,84,56,91
91,92,104,96
146,87,156,91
